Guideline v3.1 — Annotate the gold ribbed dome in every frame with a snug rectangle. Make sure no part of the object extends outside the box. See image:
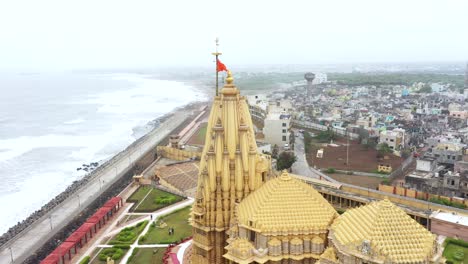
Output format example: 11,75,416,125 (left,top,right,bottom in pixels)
237,171,338,234
331,199,436,263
